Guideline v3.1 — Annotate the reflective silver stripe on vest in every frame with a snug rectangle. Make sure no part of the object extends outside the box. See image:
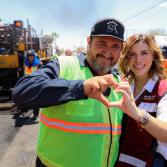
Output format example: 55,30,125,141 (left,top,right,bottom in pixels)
119,153,146,167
